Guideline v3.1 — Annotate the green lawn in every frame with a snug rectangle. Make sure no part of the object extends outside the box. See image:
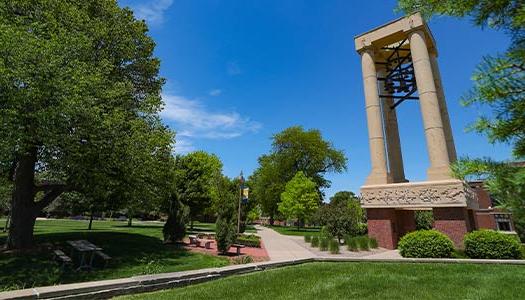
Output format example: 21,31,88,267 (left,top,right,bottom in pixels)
267,225,320,236
117,262,525,299
0,219,228,292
